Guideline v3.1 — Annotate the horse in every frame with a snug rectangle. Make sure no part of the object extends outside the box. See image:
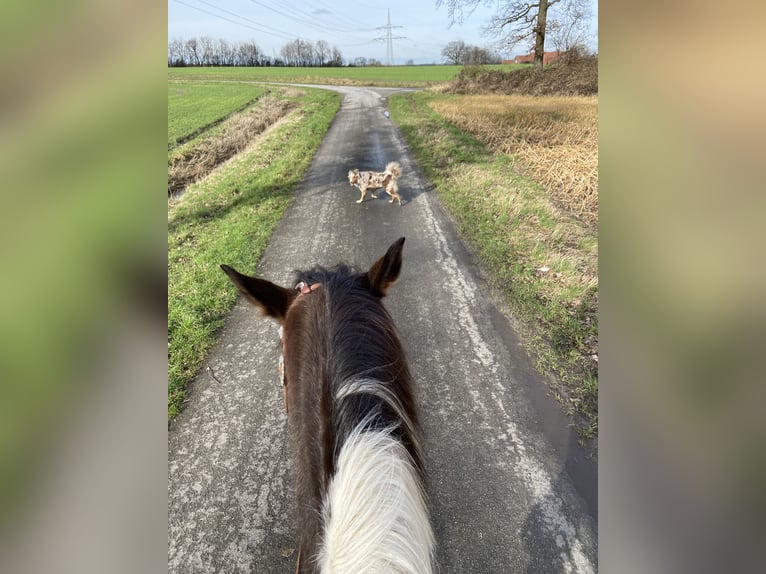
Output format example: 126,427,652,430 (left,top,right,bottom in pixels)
221,237,434,574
